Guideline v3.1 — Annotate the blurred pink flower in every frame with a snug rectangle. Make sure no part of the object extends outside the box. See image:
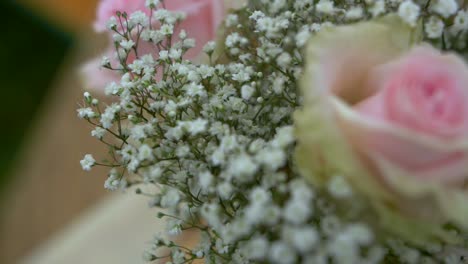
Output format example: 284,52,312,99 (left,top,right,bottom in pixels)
94,0,150,32
353,46,468,183
83,0,225,92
